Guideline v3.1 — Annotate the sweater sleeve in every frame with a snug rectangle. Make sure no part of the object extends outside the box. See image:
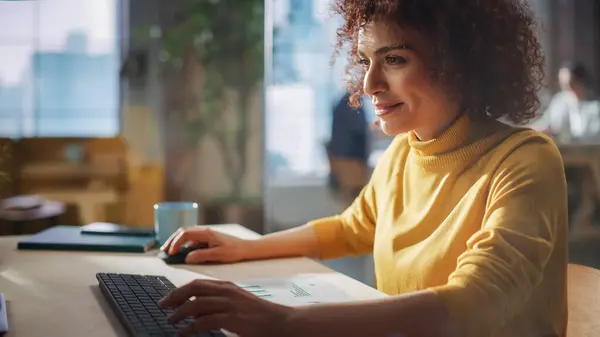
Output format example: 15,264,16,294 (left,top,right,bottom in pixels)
309,180,378,260
430,138,568,337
